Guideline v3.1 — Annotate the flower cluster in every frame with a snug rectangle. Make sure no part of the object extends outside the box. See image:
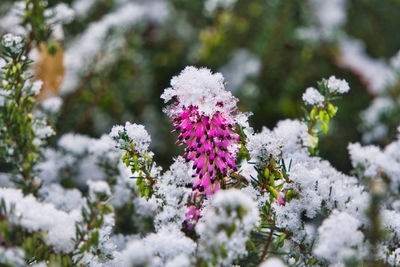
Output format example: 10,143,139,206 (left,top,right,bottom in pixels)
162,67,241,225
